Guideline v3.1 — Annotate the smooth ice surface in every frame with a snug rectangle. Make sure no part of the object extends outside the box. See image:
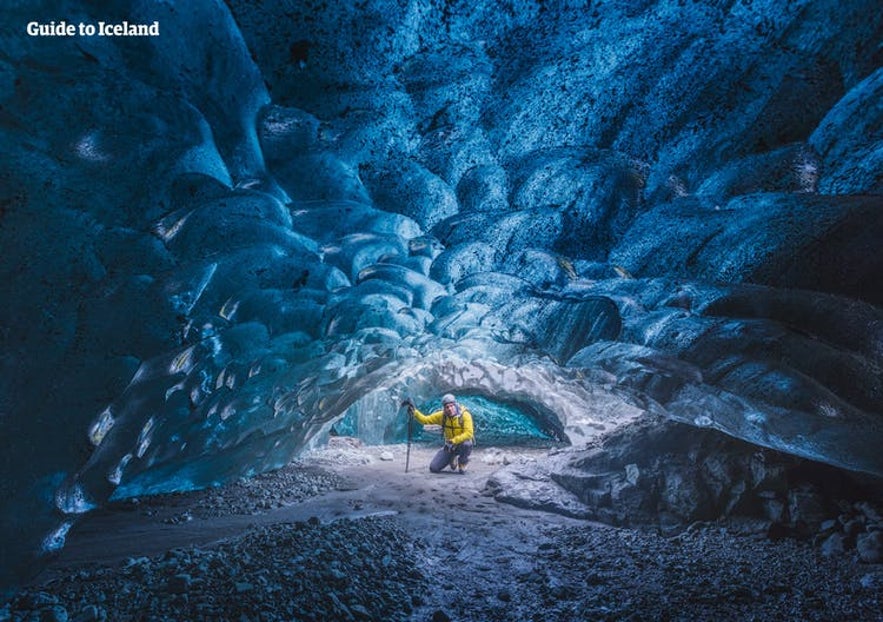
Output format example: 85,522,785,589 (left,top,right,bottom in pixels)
1,0,881,594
